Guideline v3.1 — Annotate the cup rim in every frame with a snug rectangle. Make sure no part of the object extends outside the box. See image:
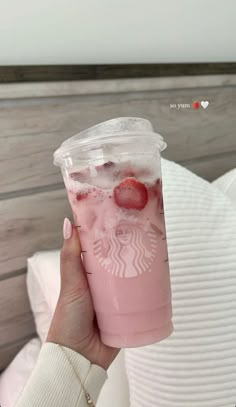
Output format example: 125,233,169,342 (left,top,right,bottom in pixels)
54,130,167,167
